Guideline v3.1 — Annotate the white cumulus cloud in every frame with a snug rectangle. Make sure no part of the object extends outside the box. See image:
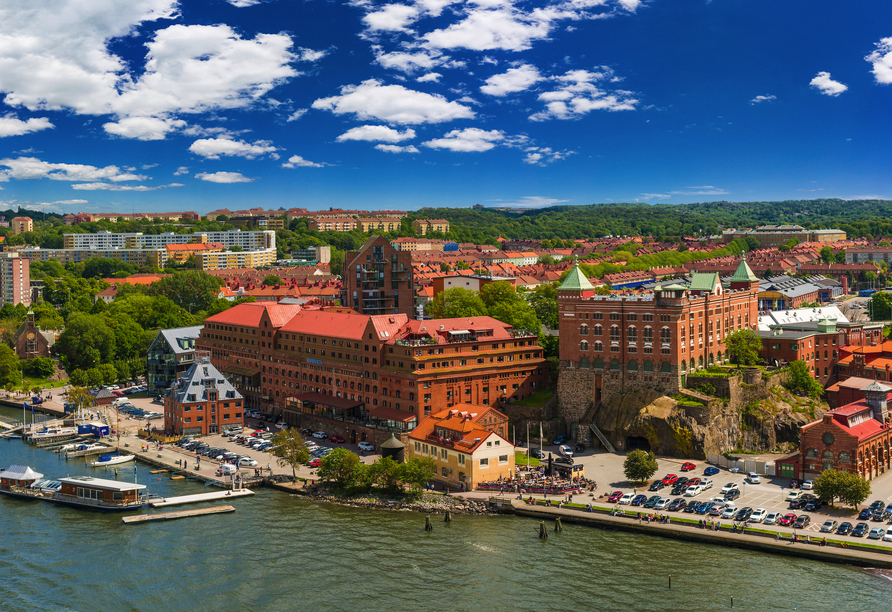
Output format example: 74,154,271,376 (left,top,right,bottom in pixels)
313,79,475,125
195,171,253,183
422,127,504,152
286,109,309,122
810,71,848,96
0,114,54,138
103,117,186,140
0,157,146,183
71,182,175,191
530,68,638,120
174,166,189,176
481,63,542,96
417,73,443,83
364,4,421,32
337,126,416,143
189,138,279,159
866,38,892,85
423,8,552,52
375,144,421,153
749,94,776,105
523,146,574,165
282,155,324,168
